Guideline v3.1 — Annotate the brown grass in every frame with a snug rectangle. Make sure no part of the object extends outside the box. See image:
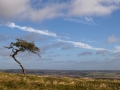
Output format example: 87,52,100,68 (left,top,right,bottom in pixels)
0,72,120,90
